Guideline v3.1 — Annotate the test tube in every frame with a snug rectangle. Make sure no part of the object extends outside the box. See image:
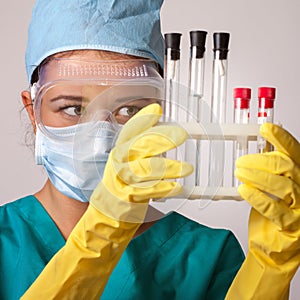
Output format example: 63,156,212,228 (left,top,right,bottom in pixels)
164,33,182,121
186,30,207,186
257,87,276,153
208,32,230,188
210,32,230,123
188,30,207,108
233,88,251,187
